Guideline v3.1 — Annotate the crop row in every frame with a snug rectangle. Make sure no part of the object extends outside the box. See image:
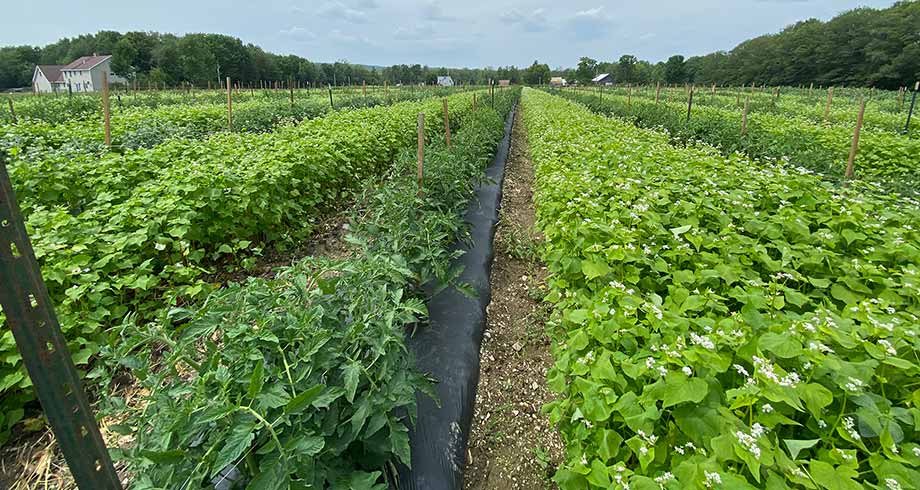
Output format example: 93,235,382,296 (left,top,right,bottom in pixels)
107,89,520,487
597,86,916,137
4,88,470,216
551,87,920,196
0,90,492,442
523,88,920,489
0,85,463,125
